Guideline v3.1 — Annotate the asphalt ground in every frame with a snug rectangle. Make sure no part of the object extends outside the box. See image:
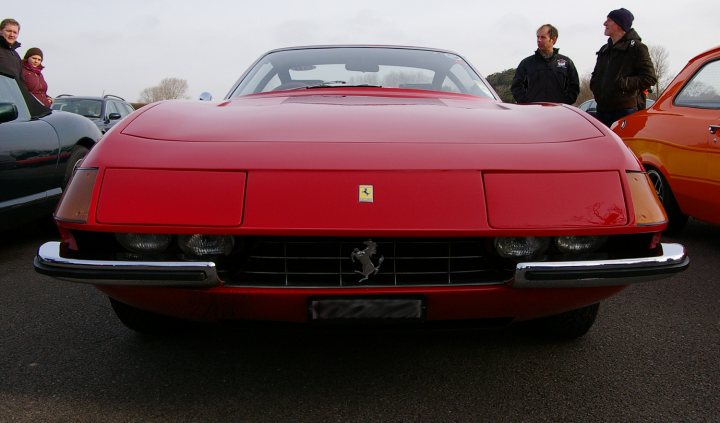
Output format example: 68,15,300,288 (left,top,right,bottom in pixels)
1,219,718,422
